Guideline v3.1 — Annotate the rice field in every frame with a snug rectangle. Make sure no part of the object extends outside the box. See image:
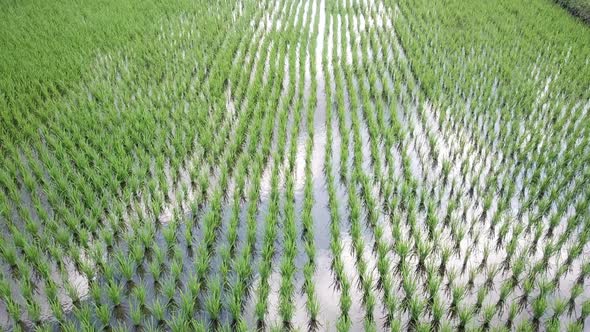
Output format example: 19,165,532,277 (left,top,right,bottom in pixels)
1,0,590,331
